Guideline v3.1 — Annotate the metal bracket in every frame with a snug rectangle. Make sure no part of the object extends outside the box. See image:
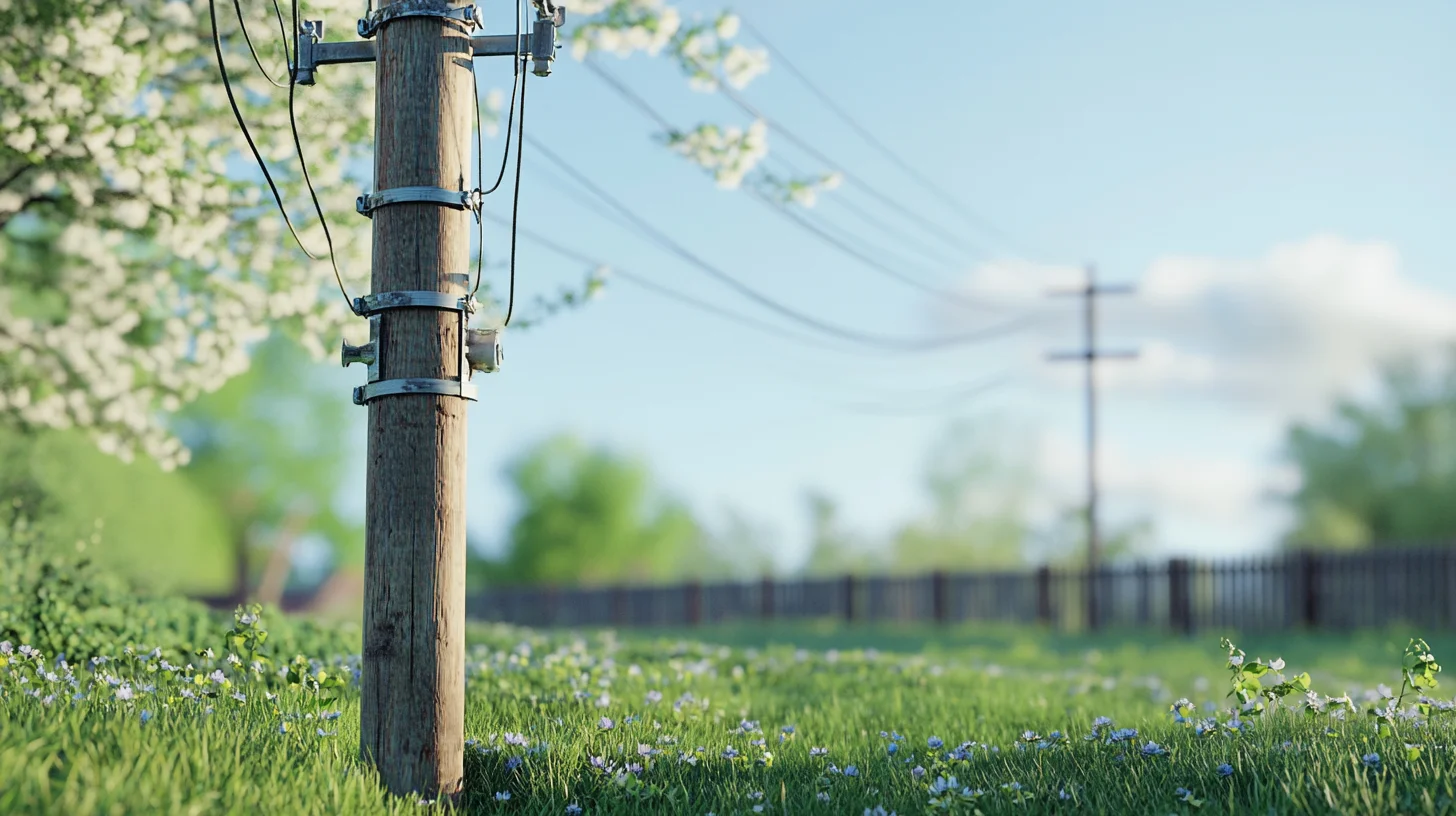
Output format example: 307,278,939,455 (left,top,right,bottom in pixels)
529,3,566,77
356,187,481,220
293,9,562,85
358,1,482,39
352,290,477,317
344,289,496,405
